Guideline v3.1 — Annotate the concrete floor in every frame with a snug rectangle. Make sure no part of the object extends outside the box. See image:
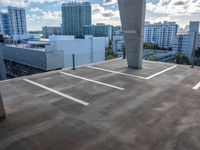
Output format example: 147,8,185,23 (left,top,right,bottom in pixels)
0,59,200,150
